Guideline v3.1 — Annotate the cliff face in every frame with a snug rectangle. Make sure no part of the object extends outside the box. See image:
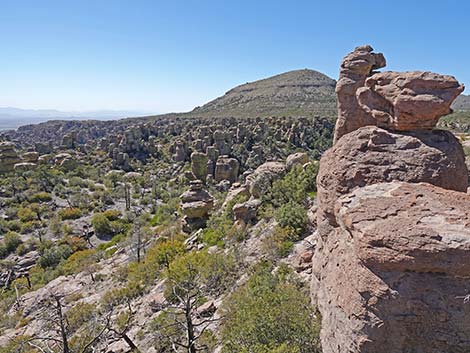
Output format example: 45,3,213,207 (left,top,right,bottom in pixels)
312,45,470,353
